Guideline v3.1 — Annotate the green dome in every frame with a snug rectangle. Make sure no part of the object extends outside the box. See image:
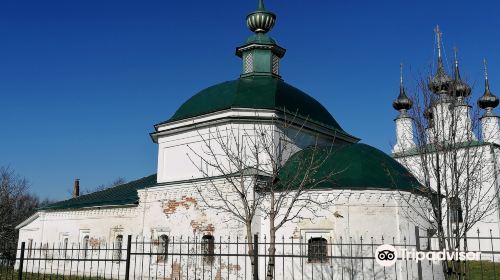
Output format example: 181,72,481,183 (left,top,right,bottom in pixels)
168,76,346,132
278,143,422,192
